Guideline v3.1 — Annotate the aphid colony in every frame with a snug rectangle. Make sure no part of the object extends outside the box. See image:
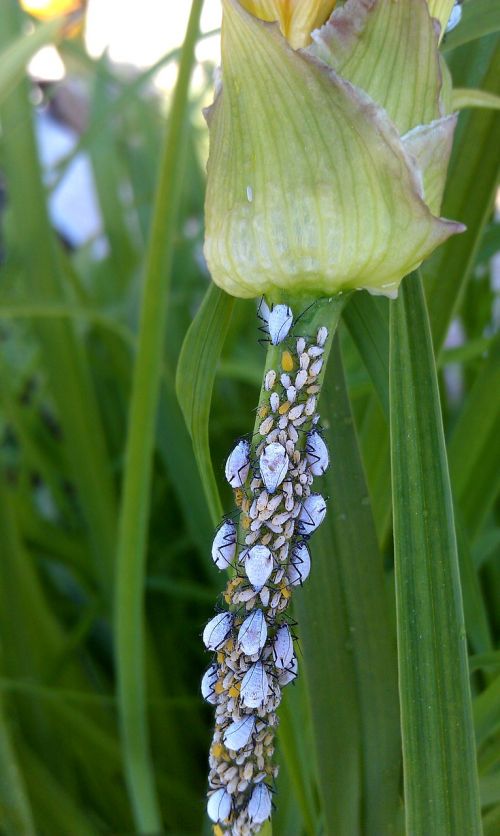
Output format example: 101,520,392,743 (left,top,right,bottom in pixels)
202,316,330,835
